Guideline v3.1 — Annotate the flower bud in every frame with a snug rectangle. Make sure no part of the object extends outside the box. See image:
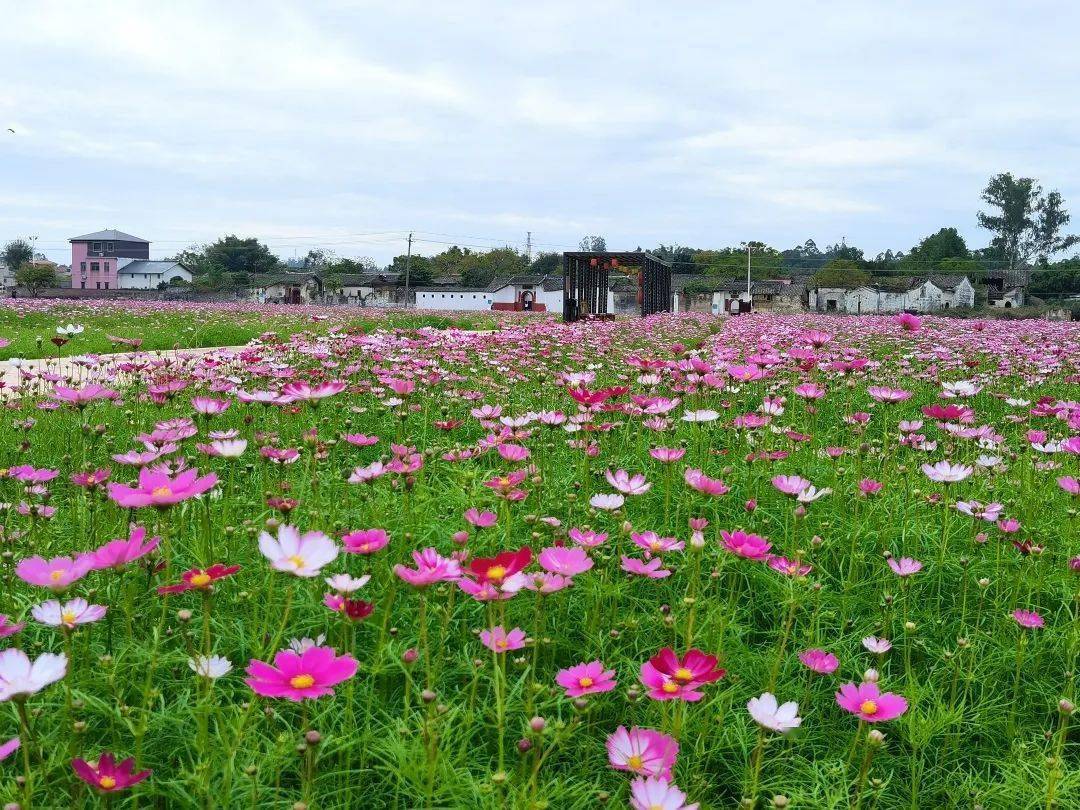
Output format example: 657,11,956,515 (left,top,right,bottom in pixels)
402,648,418,665
452,531,469,546
1060,699,1075,715
904,621,916,633
517,738,532,753
305,730,321,745
863,668,879,683
867,729,885,746
421,689,436,704
744,499,757,512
